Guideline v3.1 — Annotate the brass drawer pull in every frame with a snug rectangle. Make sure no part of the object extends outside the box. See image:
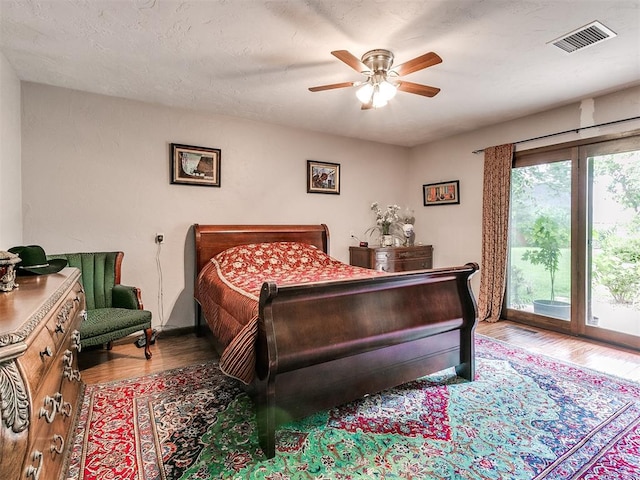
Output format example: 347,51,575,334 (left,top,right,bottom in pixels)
63,349,73,367
72,329,82,351
25,450,42,480
39,392,68,423
60,400,72,418
62,349,82,381
63,365,81,382
57,299,75,323
40,346,52,359
39,395,57,423
50,434,65,455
